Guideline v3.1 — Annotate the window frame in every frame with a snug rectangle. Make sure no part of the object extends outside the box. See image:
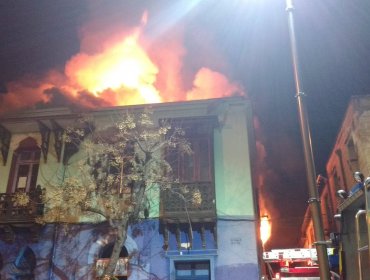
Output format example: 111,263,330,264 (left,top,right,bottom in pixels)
169,255,215,280
7,137,41,193
165,117,215,184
